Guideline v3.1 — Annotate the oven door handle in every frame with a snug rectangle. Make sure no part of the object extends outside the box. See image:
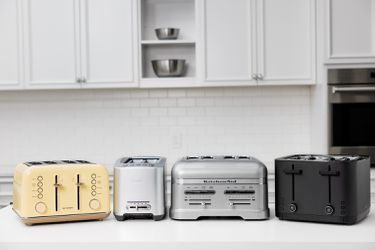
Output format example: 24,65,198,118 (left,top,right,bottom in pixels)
332,86,375,94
